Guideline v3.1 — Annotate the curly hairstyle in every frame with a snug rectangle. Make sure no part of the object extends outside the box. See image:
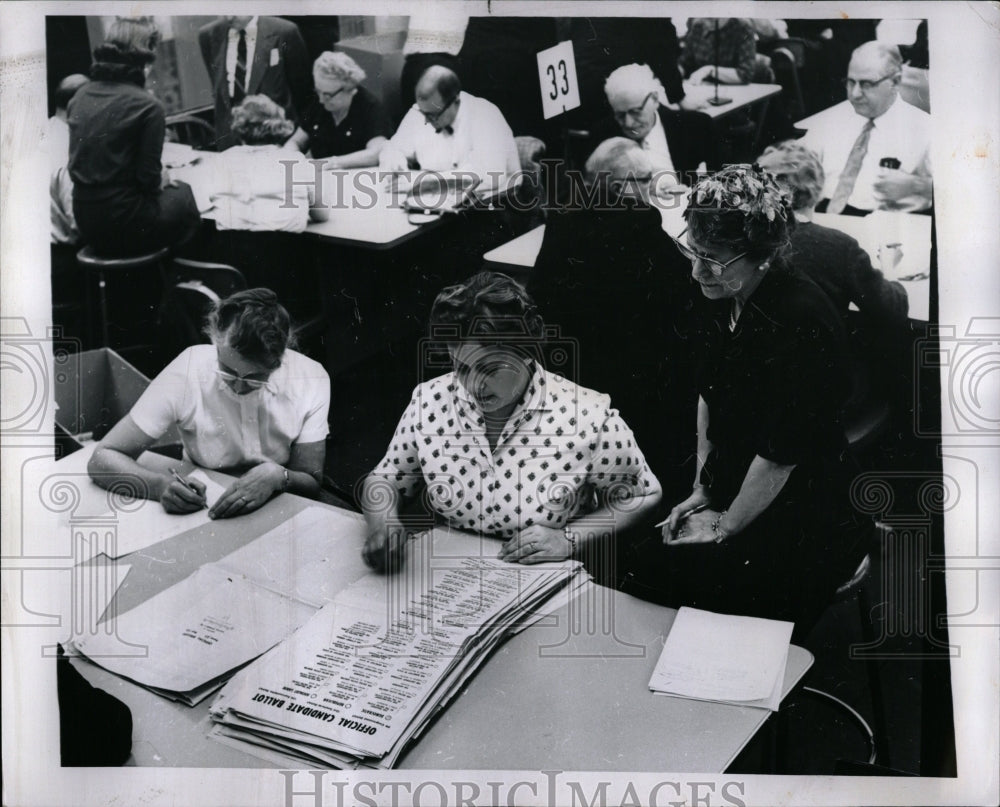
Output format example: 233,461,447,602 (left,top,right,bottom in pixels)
204,288,294,370
429,272,544,354
684,163,795,263
312,51,366,87
231,95,296,146
90,17,160,85
757,140,825,213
